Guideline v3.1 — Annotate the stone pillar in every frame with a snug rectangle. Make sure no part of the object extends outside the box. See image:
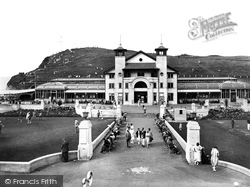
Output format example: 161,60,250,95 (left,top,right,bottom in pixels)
174,108,187,122
116,105,121,118
160,105,165,118
78,120,93,160
185,121,200,165
191,103,196,112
